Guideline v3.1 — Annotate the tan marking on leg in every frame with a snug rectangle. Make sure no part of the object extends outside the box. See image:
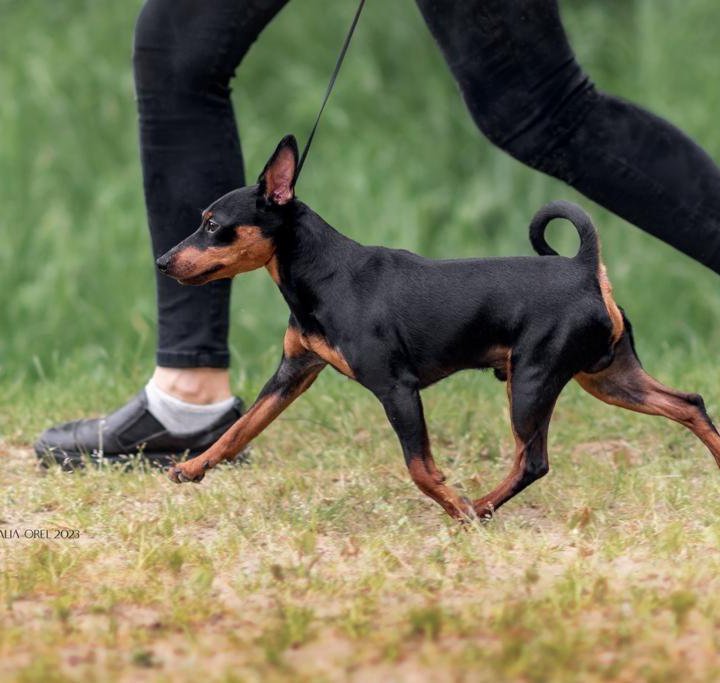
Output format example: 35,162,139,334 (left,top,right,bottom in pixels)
302,334,355,378
472,351,552,517
483,345,512,370
598,261,624,344
575,334,720,468
174,394,280,480
474,354,522,516
174,365,323,481
265,254,281,285
406,457,473,520
283,326,306,358
473,434,527,518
